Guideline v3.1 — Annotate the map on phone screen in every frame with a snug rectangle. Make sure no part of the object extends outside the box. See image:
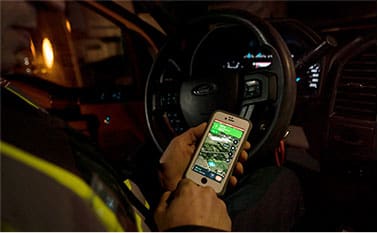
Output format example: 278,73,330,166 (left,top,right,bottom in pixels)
192,120,244,183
